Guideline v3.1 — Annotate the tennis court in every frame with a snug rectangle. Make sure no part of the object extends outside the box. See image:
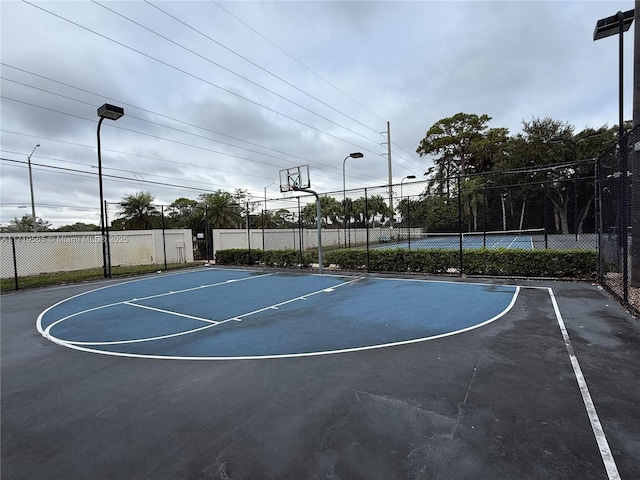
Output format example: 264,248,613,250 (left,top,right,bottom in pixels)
2,267,639,479
376,229,543,250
